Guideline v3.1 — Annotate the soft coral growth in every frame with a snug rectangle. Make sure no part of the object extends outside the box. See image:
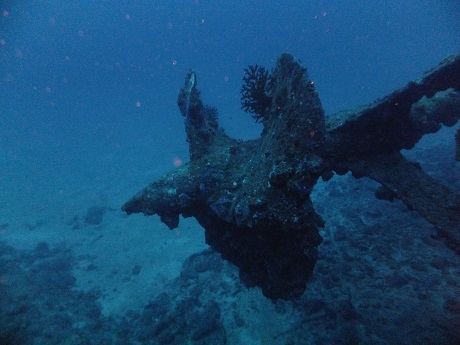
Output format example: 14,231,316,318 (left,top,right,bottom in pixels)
240,64,271,122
